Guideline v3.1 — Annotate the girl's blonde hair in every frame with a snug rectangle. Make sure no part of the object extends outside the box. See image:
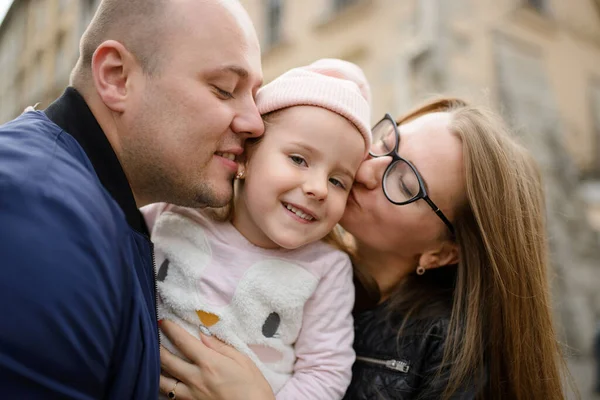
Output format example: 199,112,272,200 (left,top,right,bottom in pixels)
335,97,571,399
